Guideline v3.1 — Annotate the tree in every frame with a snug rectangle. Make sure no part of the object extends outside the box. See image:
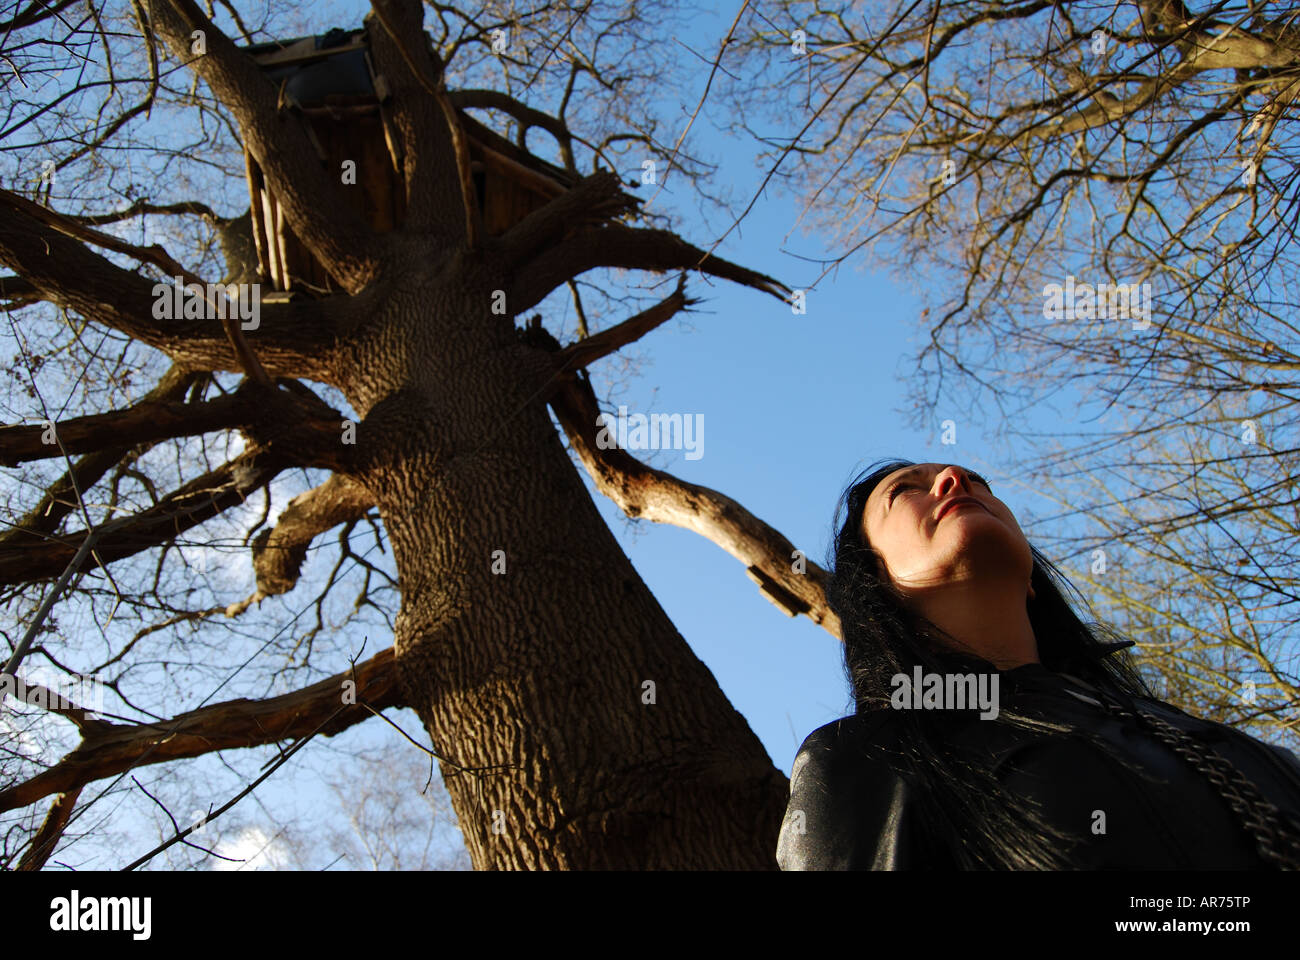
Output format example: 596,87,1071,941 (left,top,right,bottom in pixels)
0,0,838,869
720,0,1300,742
